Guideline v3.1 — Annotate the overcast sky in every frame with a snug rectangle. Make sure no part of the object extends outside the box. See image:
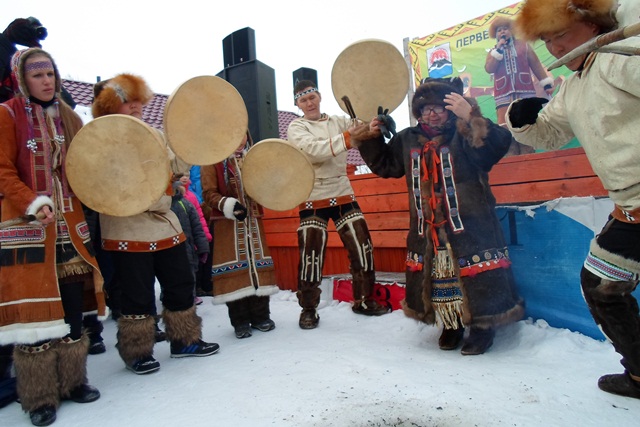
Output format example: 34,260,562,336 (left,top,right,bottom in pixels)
3,0,513,128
